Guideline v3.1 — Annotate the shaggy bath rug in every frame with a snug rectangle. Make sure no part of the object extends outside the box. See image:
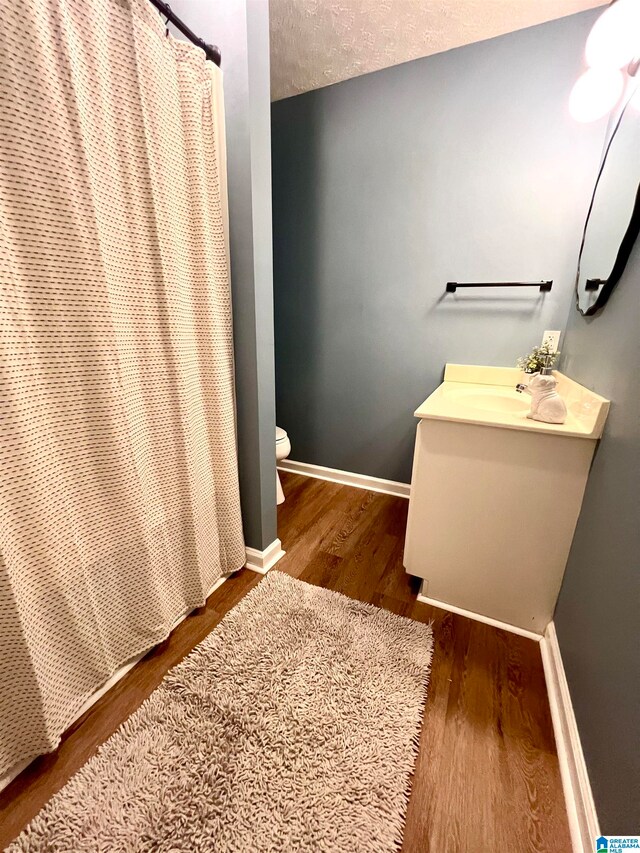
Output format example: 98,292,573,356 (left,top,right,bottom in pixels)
8,571,433,853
